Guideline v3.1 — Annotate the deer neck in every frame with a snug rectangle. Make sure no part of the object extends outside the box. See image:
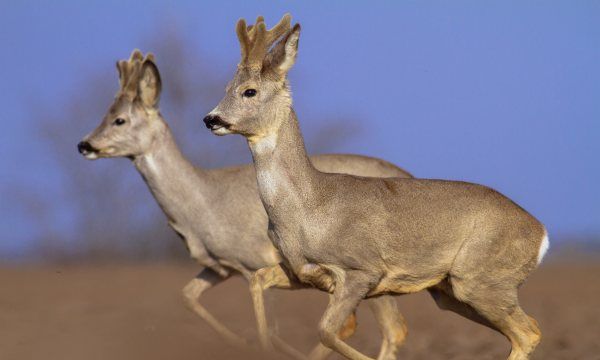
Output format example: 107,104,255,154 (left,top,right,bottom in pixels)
133,121,208,223
248,107,319,216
